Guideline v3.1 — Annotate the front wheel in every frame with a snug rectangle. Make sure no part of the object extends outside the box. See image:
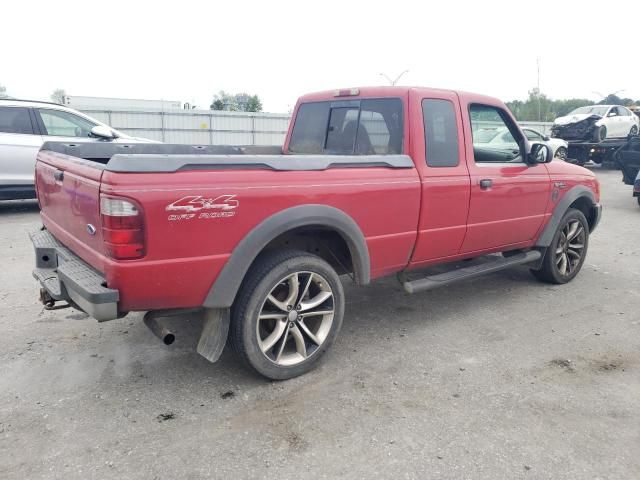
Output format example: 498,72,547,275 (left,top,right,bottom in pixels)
555,146,568,161
630,125,638,136
230,250,345,380
531,208,589,284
